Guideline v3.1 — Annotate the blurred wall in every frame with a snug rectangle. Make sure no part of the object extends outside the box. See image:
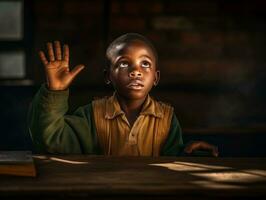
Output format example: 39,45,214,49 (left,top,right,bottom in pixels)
1,0,266,155
31,0,266,128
